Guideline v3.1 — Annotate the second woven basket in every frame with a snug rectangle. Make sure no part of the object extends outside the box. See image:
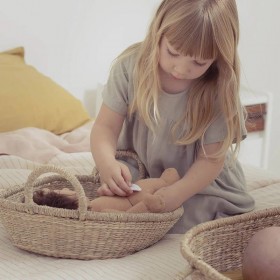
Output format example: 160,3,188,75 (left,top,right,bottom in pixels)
178,206,280,280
